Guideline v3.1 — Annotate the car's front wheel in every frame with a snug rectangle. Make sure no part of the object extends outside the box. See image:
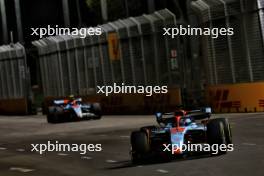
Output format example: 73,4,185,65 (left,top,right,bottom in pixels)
213,118,232,144
47,106,63,123
207,118,227,155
